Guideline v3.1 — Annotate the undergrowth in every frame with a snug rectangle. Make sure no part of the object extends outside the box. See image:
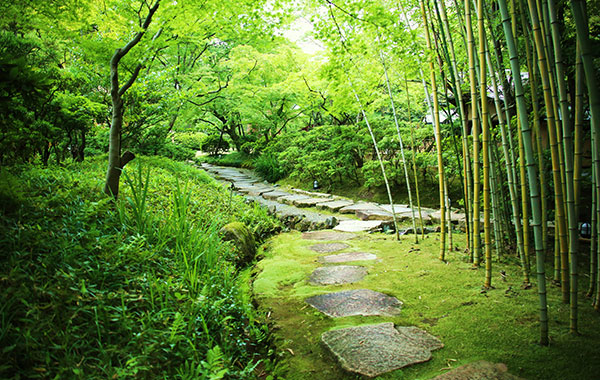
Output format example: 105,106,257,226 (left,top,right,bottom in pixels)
0,155,280,379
